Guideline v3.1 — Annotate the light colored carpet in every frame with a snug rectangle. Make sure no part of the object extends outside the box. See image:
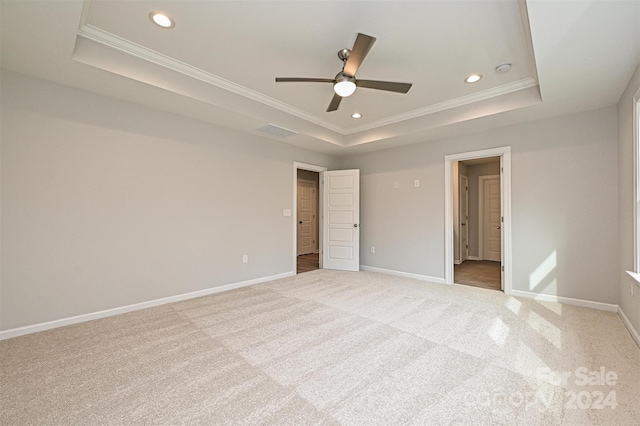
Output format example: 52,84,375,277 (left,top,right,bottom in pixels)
1,270,639,424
